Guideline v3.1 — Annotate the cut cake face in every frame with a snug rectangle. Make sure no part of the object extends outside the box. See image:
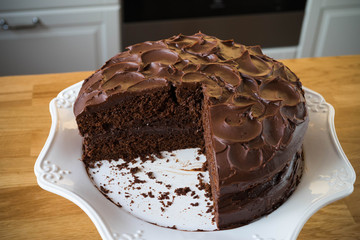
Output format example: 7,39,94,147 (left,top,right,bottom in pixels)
74,33,309,230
